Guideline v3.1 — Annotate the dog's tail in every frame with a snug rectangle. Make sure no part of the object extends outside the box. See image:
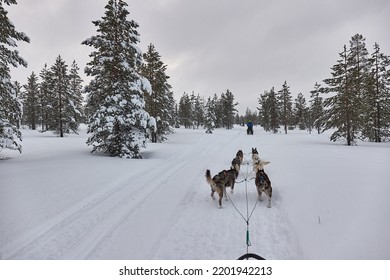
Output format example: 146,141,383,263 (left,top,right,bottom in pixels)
205,169,213,185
